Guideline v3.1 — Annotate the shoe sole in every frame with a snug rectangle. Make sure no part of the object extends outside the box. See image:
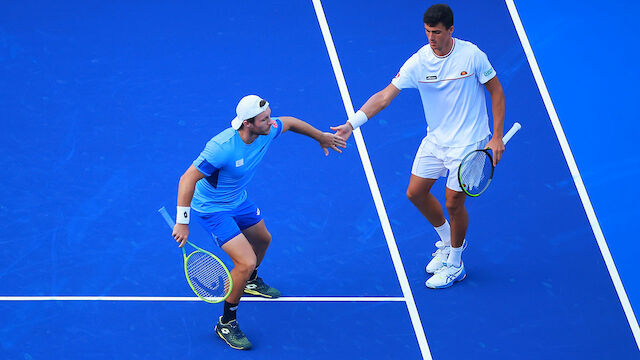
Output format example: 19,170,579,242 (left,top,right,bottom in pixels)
243,289,280,298
215,327,252,350
426,271,467,289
